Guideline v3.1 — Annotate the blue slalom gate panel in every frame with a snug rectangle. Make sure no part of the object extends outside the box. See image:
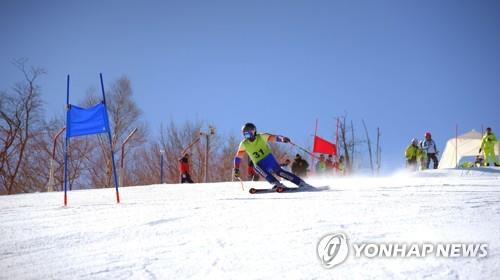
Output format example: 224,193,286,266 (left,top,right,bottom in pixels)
66,103,110,138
